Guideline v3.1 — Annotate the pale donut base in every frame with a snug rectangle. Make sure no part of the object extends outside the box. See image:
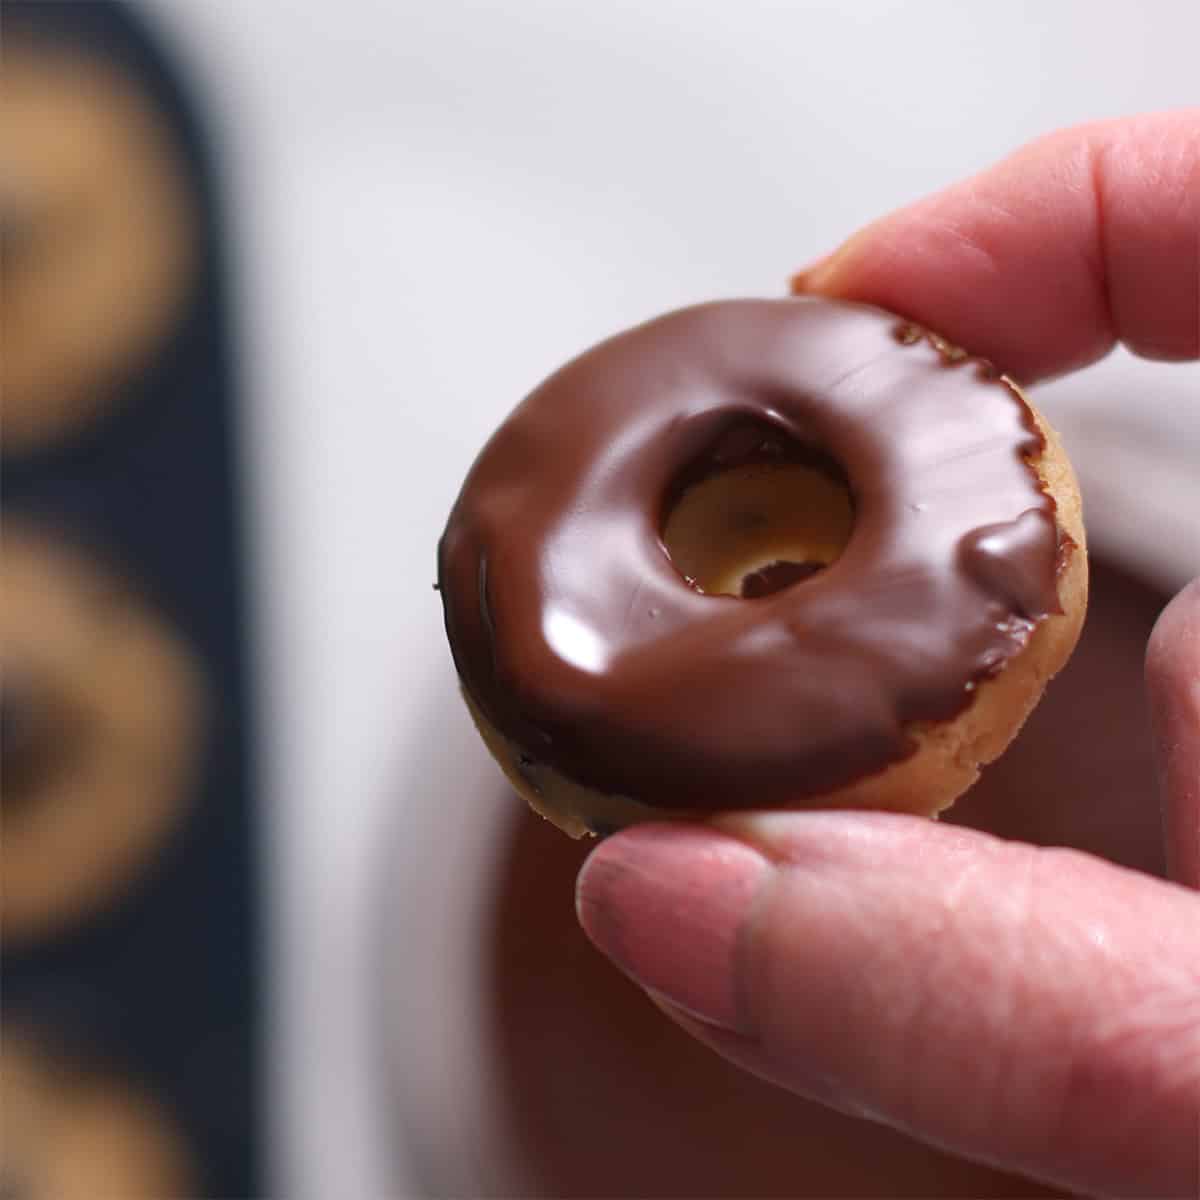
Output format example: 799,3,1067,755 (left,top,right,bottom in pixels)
464,394,1087,838
662,460,854,595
